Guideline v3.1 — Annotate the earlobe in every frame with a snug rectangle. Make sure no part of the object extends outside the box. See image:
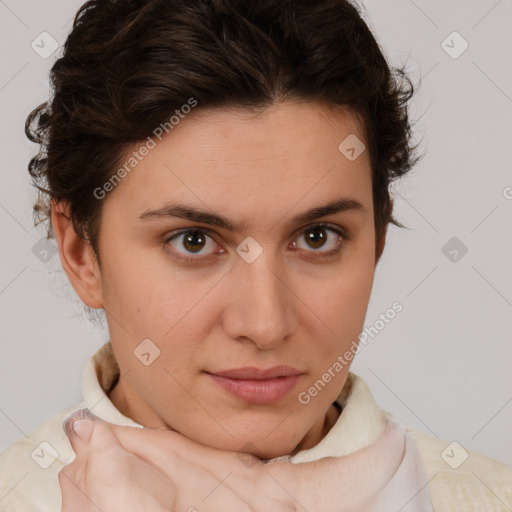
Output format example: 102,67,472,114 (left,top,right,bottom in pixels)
51,199,104,309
